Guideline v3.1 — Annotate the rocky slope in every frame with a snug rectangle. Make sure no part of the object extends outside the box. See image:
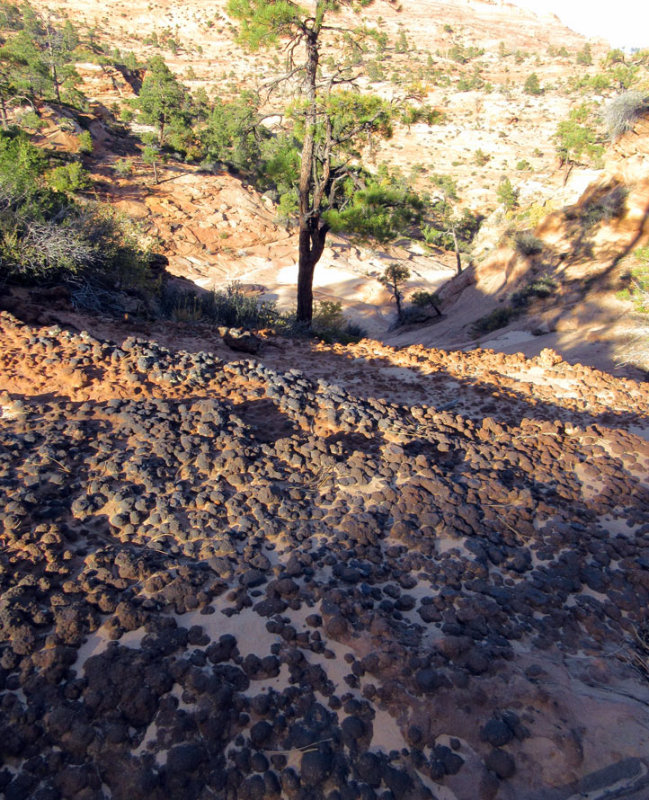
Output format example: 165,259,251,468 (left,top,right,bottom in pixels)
1,308,648,800
3,4,649,795
20,0,646,373
388,114,649,376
